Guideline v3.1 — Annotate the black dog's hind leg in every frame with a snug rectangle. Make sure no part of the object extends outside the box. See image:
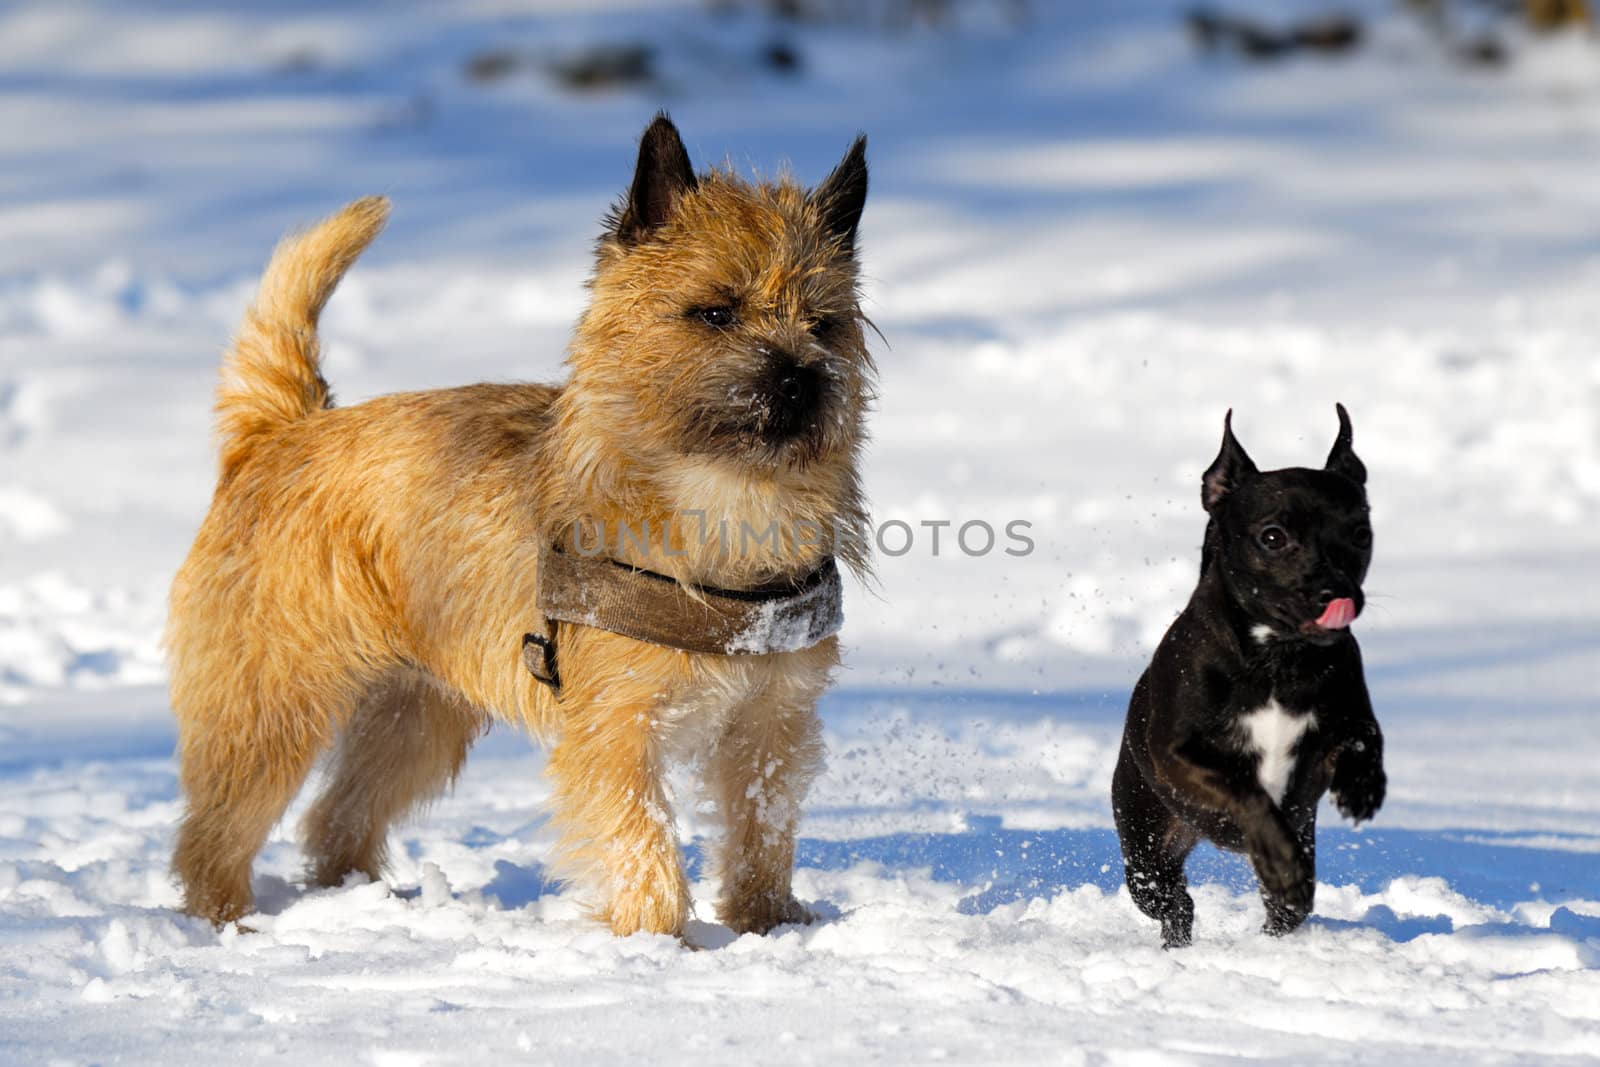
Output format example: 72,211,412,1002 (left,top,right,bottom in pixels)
1114,750,1199,948
1126,835,1197,949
